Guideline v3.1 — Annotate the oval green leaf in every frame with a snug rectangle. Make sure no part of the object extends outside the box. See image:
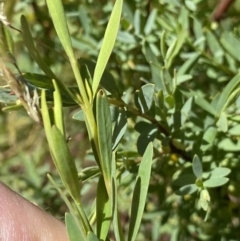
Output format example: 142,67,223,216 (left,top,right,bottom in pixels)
204,177,229,188
192,155,203,179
